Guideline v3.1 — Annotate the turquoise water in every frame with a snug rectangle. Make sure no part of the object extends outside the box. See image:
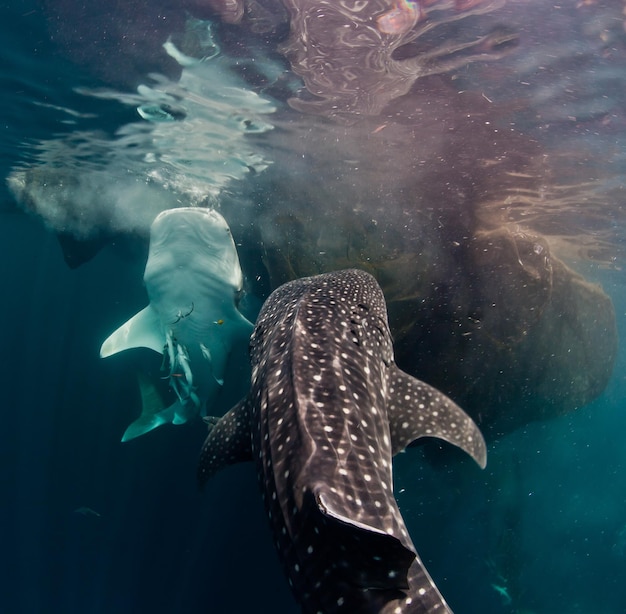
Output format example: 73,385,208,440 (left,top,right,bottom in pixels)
2,1,626,613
